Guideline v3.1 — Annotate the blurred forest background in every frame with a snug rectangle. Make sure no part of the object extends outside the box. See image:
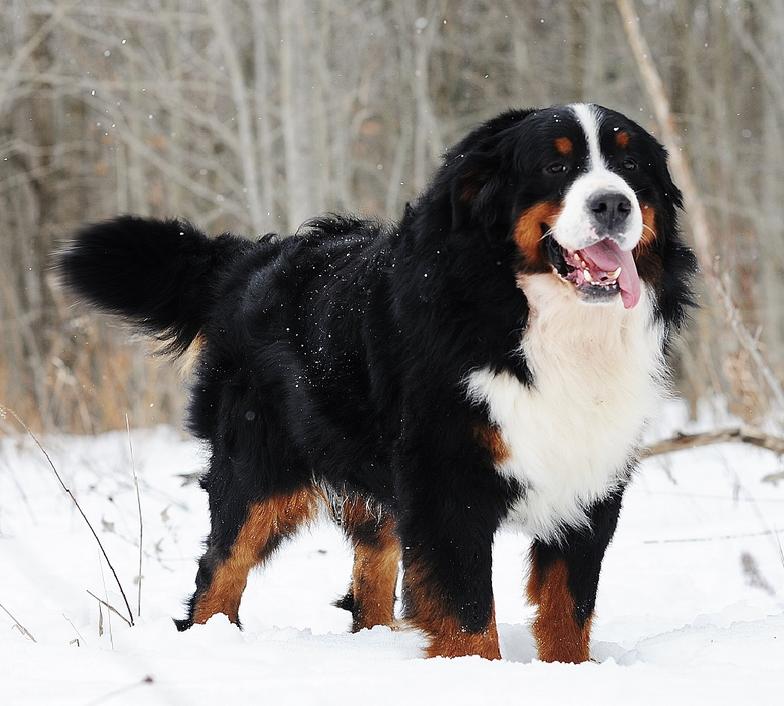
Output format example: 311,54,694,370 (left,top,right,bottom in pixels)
1,0,782,433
